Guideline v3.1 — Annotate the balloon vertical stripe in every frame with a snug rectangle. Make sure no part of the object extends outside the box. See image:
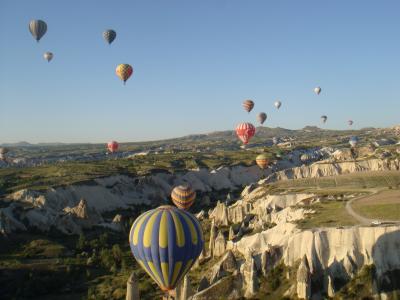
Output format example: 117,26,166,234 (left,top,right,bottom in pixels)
171,210,185,247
